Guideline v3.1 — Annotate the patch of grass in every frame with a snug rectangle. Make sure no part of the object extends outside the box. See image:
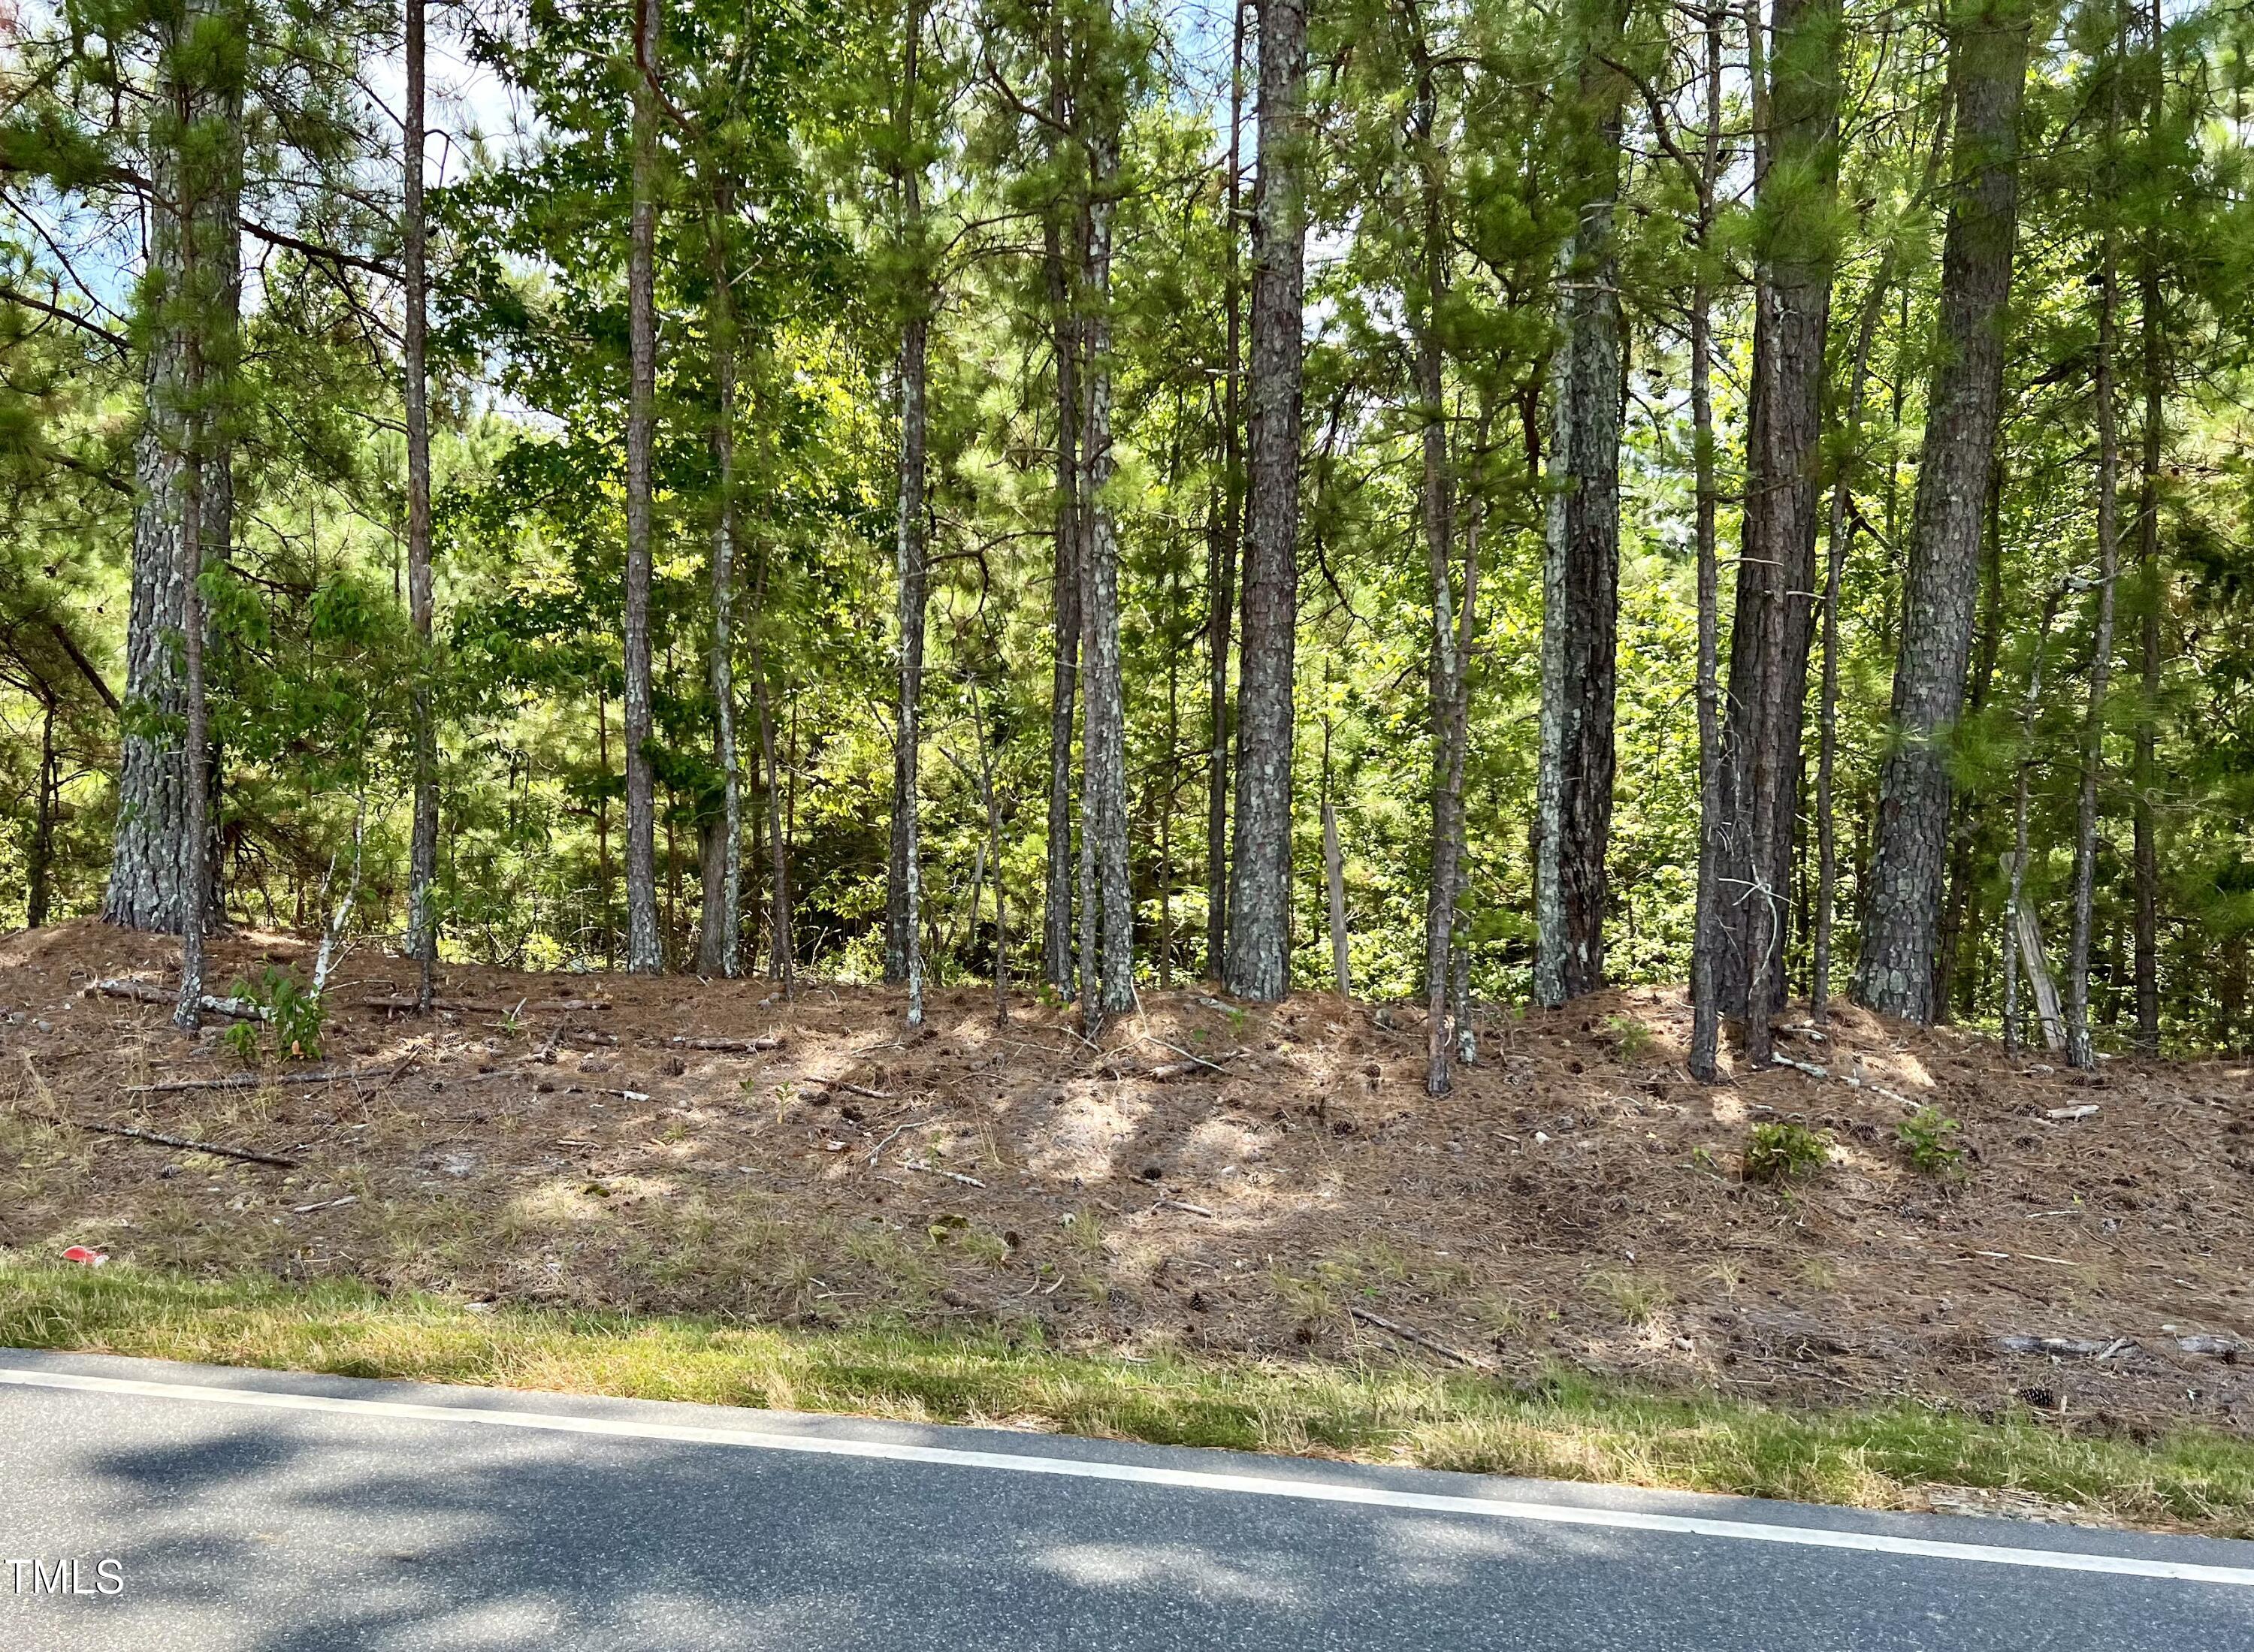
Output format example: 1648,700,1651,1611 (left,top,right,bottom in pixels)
1586,1268,1672,1327
1744,1121,1831,1184
7,1257,2251,1536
